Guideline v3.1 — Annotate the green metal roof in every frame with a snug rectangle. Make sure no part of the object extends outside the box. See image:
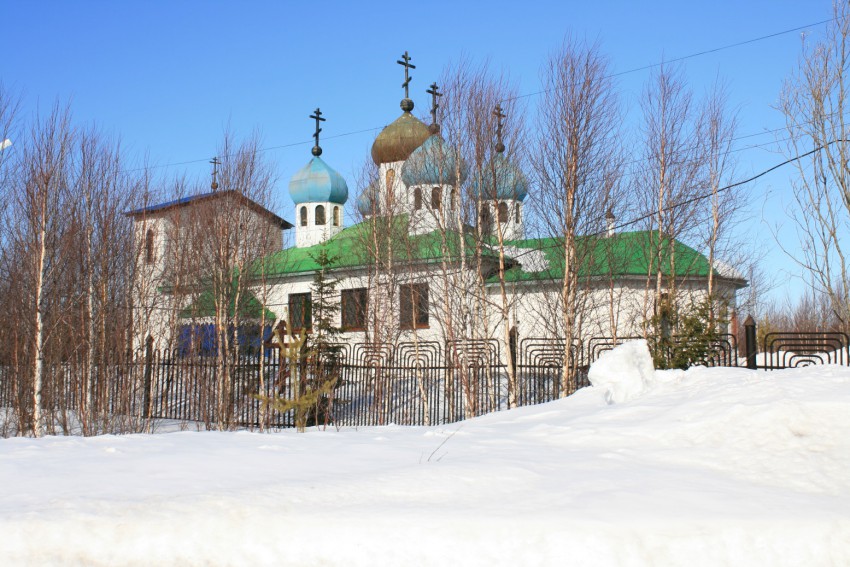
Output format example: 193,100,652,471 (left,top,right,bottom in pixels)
491,231,730,284
256,216,501,277
250,219,741,288
179,287,276,320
